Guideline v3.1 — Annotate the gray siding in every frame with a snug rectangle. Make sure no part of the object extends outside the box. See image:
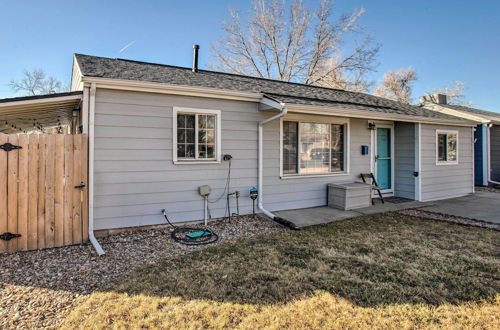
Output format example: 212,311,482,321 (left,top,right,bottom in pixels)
263,113,371,212
92,89,372,230
490,125,500,182
420,124,473,201
93,89,262,230
394,122,415,199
